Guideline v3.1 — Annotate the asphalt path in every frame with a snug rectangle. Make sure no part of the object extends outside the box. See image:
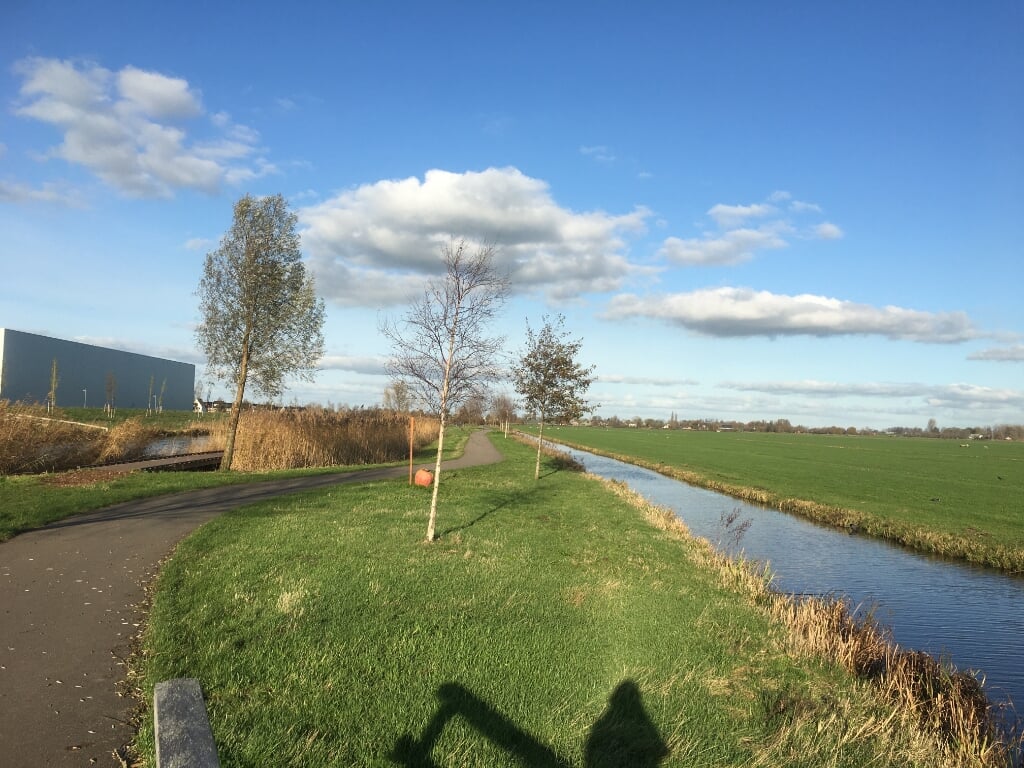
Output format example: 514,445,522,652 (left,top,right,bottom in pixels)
0,430,503,767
